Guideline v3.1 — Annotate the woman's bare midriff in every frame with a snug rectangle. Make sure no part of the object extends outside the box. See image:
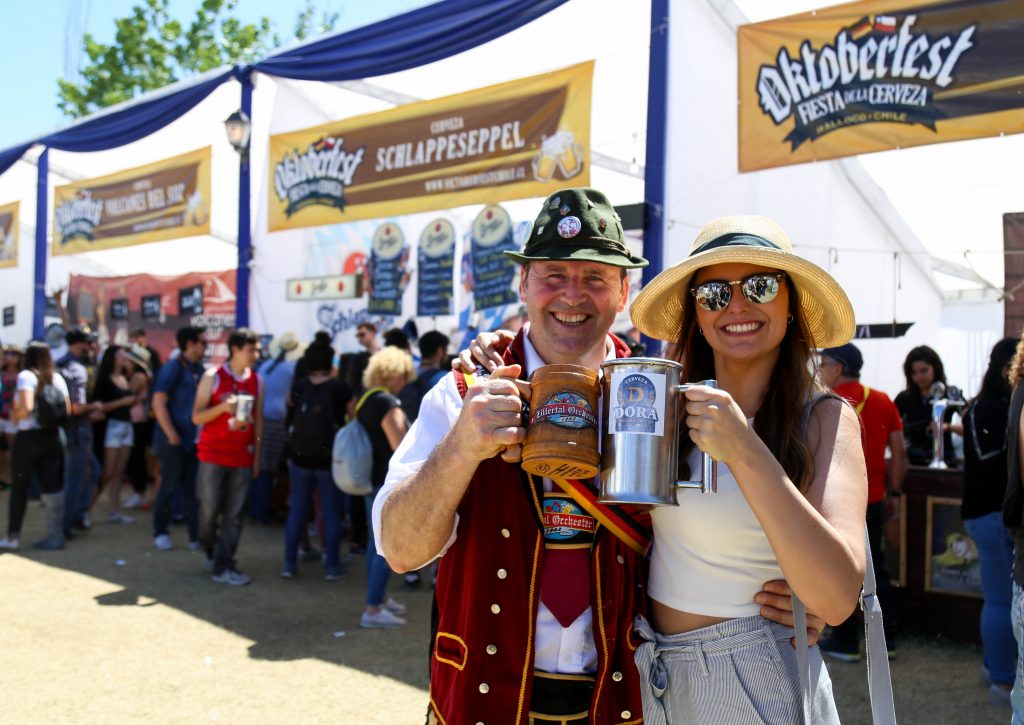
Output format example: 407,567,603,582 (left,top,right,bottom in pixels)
651,599,732,635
